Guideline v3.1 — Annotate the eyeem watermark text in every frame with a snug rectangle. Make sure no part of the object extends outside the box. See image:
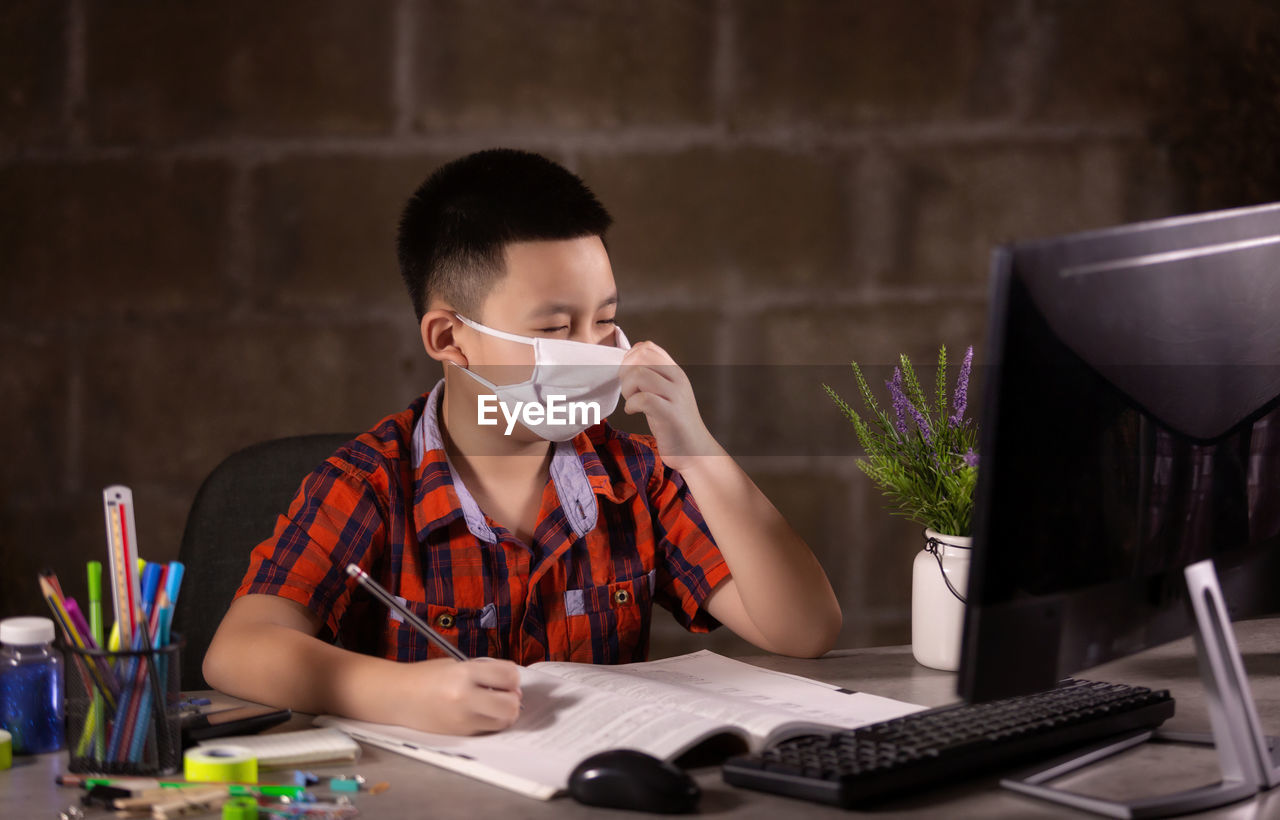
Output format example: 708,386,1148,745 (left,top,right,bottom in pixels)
478,394,601,434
